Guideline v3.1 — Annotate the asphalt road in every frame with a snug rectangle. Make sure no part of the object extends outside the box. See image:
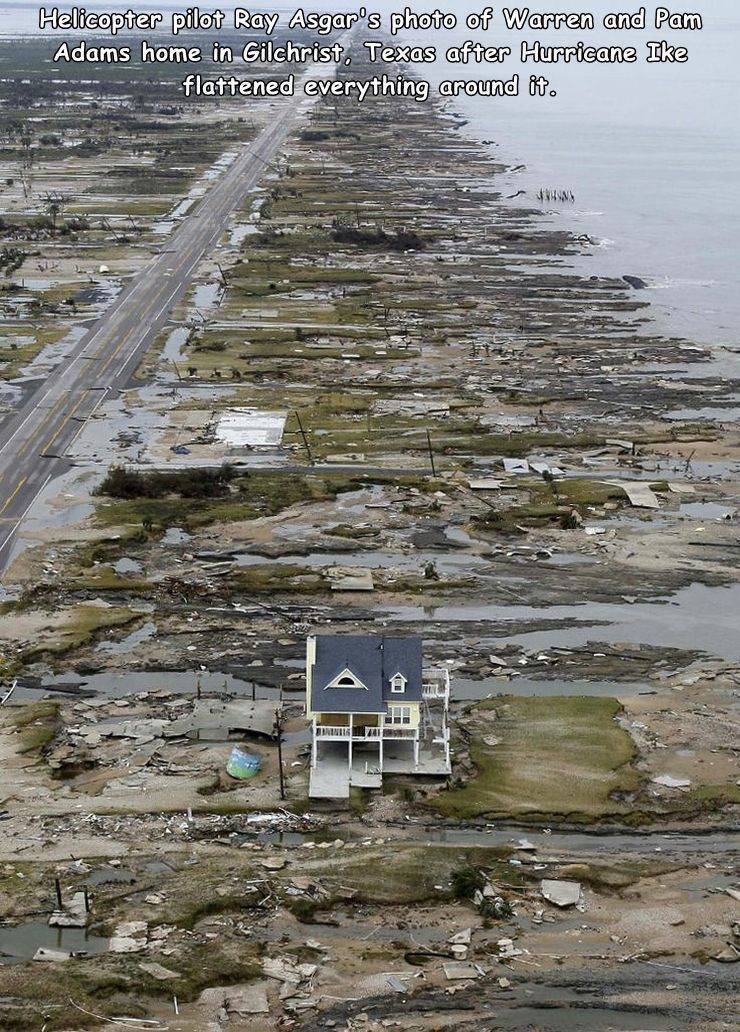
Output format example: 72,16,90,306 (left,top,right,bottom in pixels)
0,86,321,577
